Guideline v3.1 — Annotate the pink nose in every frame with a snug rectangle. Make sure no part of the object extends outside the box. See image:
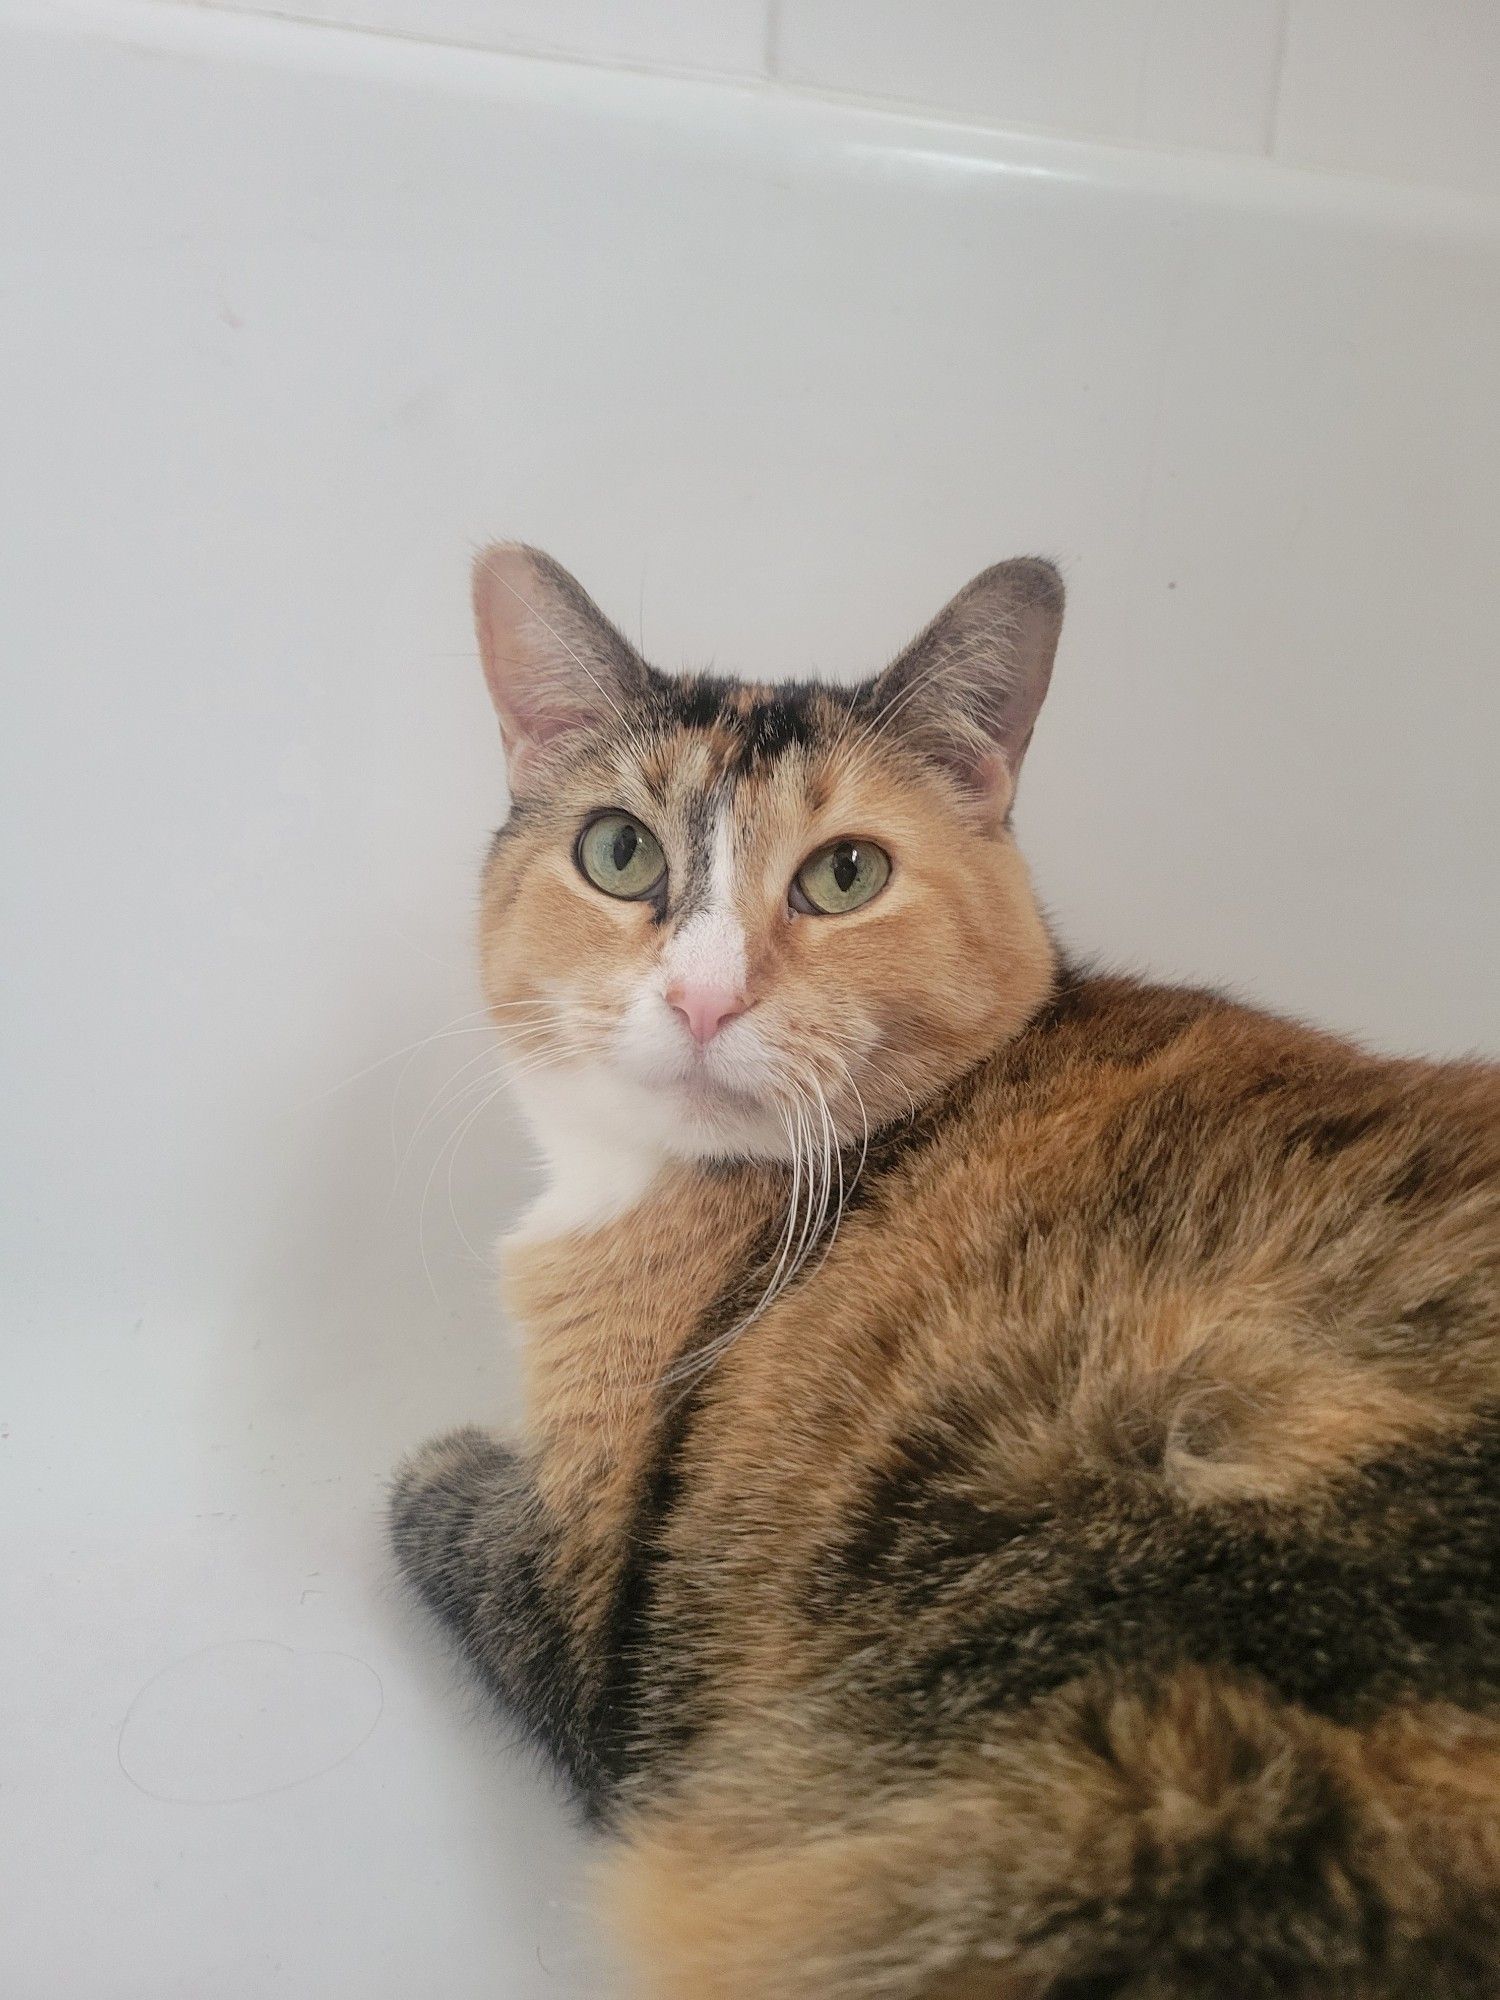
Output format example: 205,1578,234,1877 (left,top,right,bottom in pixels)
666,982,747,1046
